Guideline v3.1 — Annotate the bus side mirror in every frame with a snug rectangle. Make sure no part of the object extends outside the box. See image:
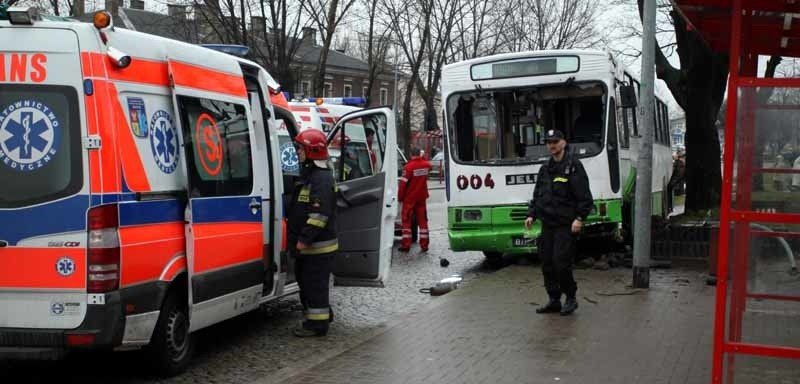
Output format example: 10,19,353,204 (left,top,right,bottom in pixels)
620,85,637,108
